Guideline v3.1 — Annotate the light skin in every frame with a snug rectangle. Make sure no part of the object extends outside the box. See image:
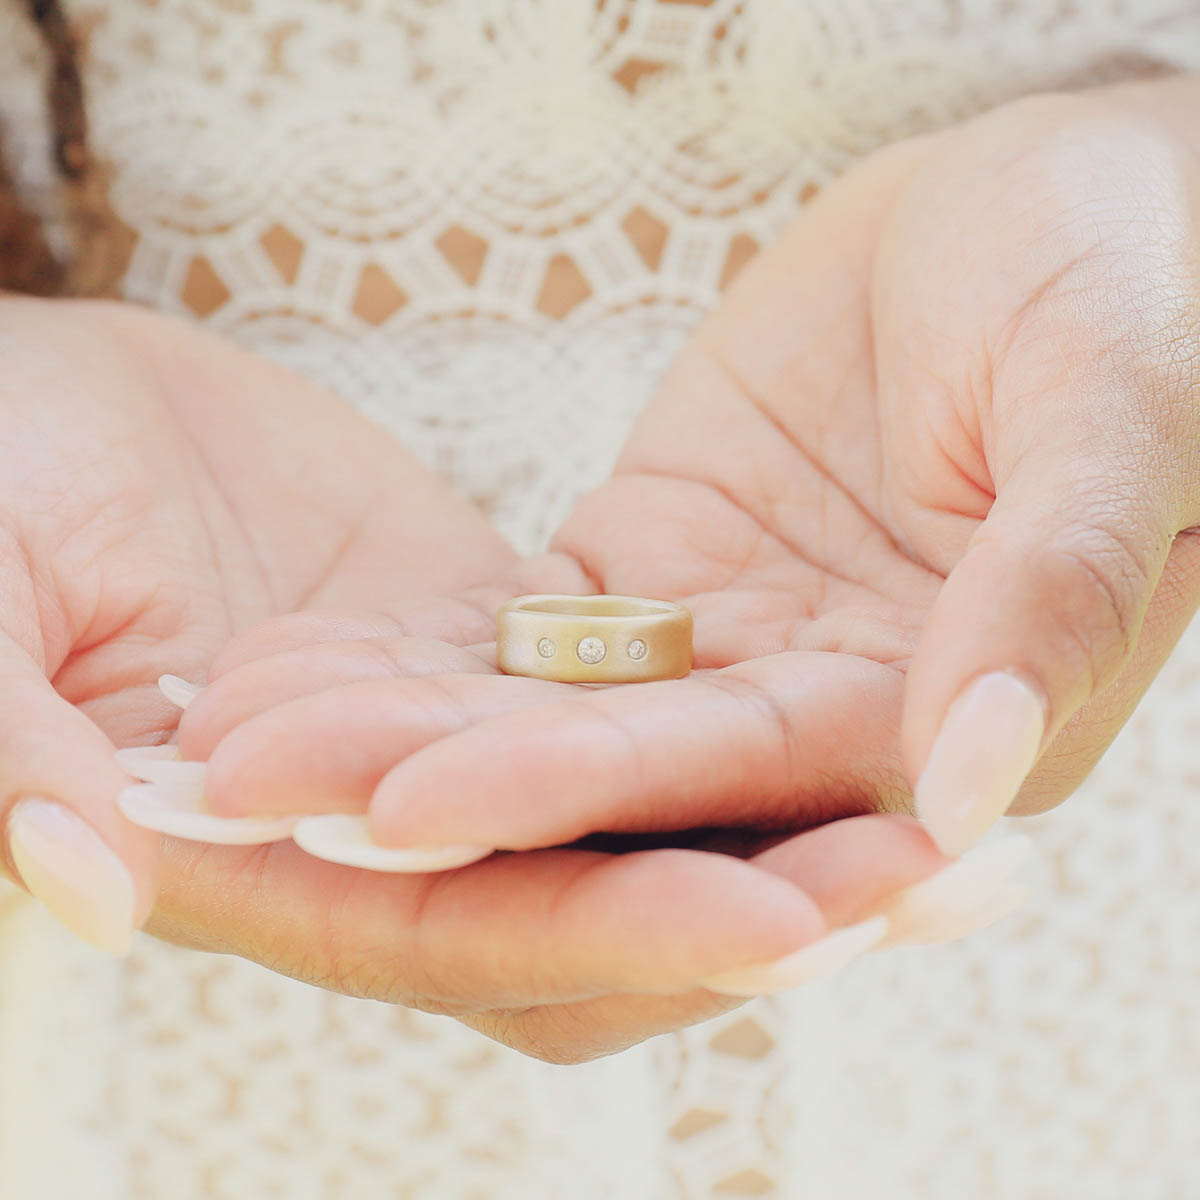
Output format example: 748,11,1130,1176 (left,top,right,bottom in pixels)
182,82,1200,854
0,289,955,1061
4,79,1200,1060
